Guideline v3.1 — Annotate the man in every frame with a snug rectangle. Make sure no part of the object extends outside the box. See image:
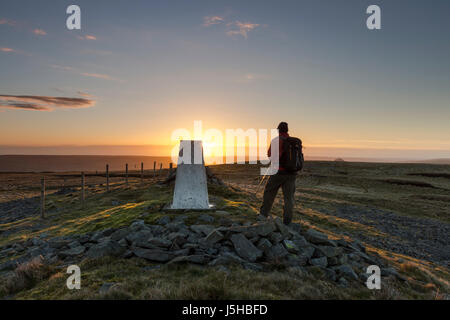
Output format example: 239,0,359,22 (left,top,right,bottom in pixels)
259,122,300,225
